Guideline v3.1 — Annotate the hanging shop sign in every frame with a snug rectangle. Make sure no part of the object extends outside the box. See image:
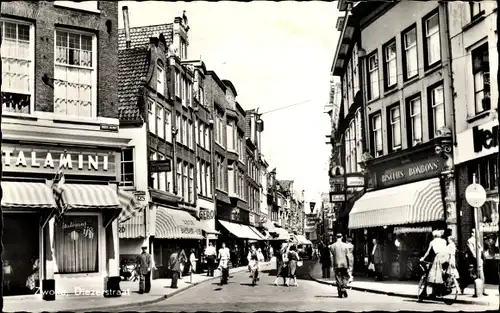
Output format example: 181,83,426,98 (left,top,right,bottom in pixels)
1,143,116,176
376,156,444,188
346,173,365,187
